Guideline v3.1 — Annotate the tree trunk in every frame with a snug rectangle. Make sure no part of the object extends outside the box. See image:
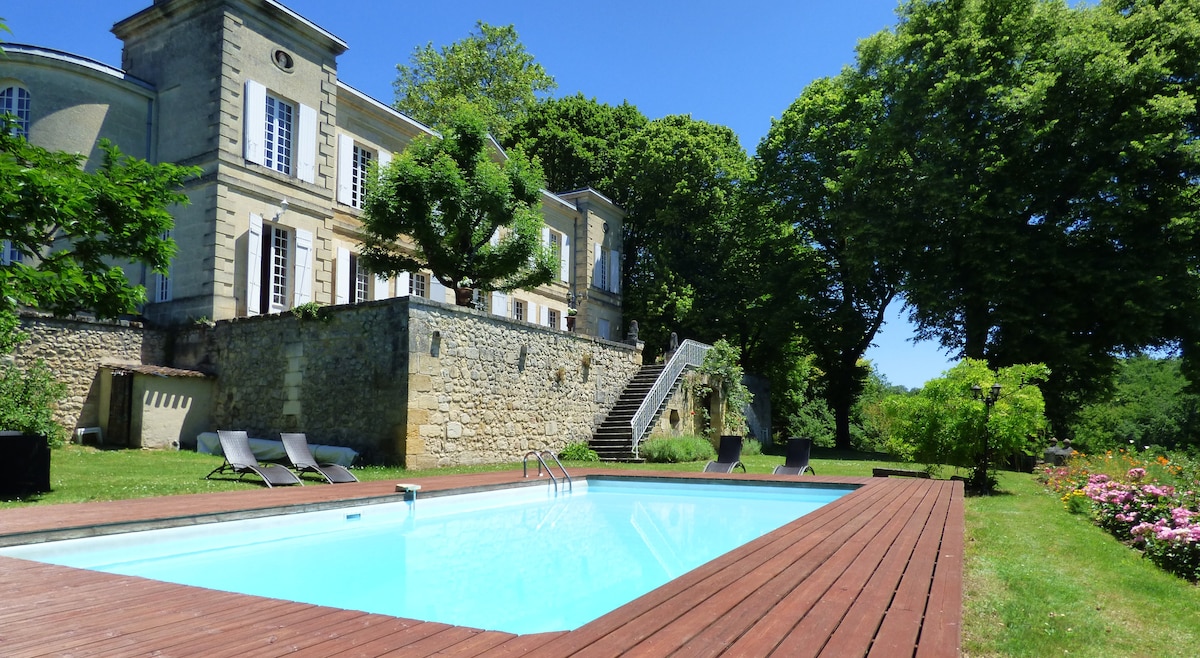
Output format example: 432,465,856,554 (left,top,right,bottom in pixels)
834,400,853,451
